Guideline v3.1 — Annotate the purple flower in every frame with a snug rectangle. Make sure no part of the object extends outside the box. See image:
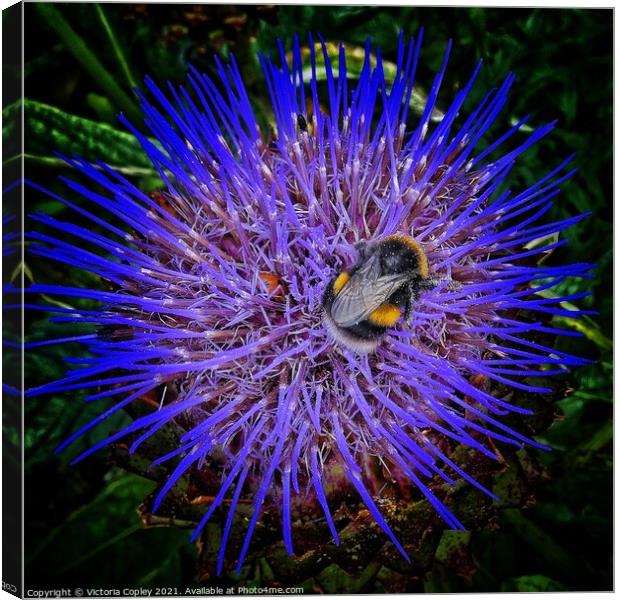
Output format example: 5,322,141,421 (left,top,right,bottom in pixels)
28,33,592,572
